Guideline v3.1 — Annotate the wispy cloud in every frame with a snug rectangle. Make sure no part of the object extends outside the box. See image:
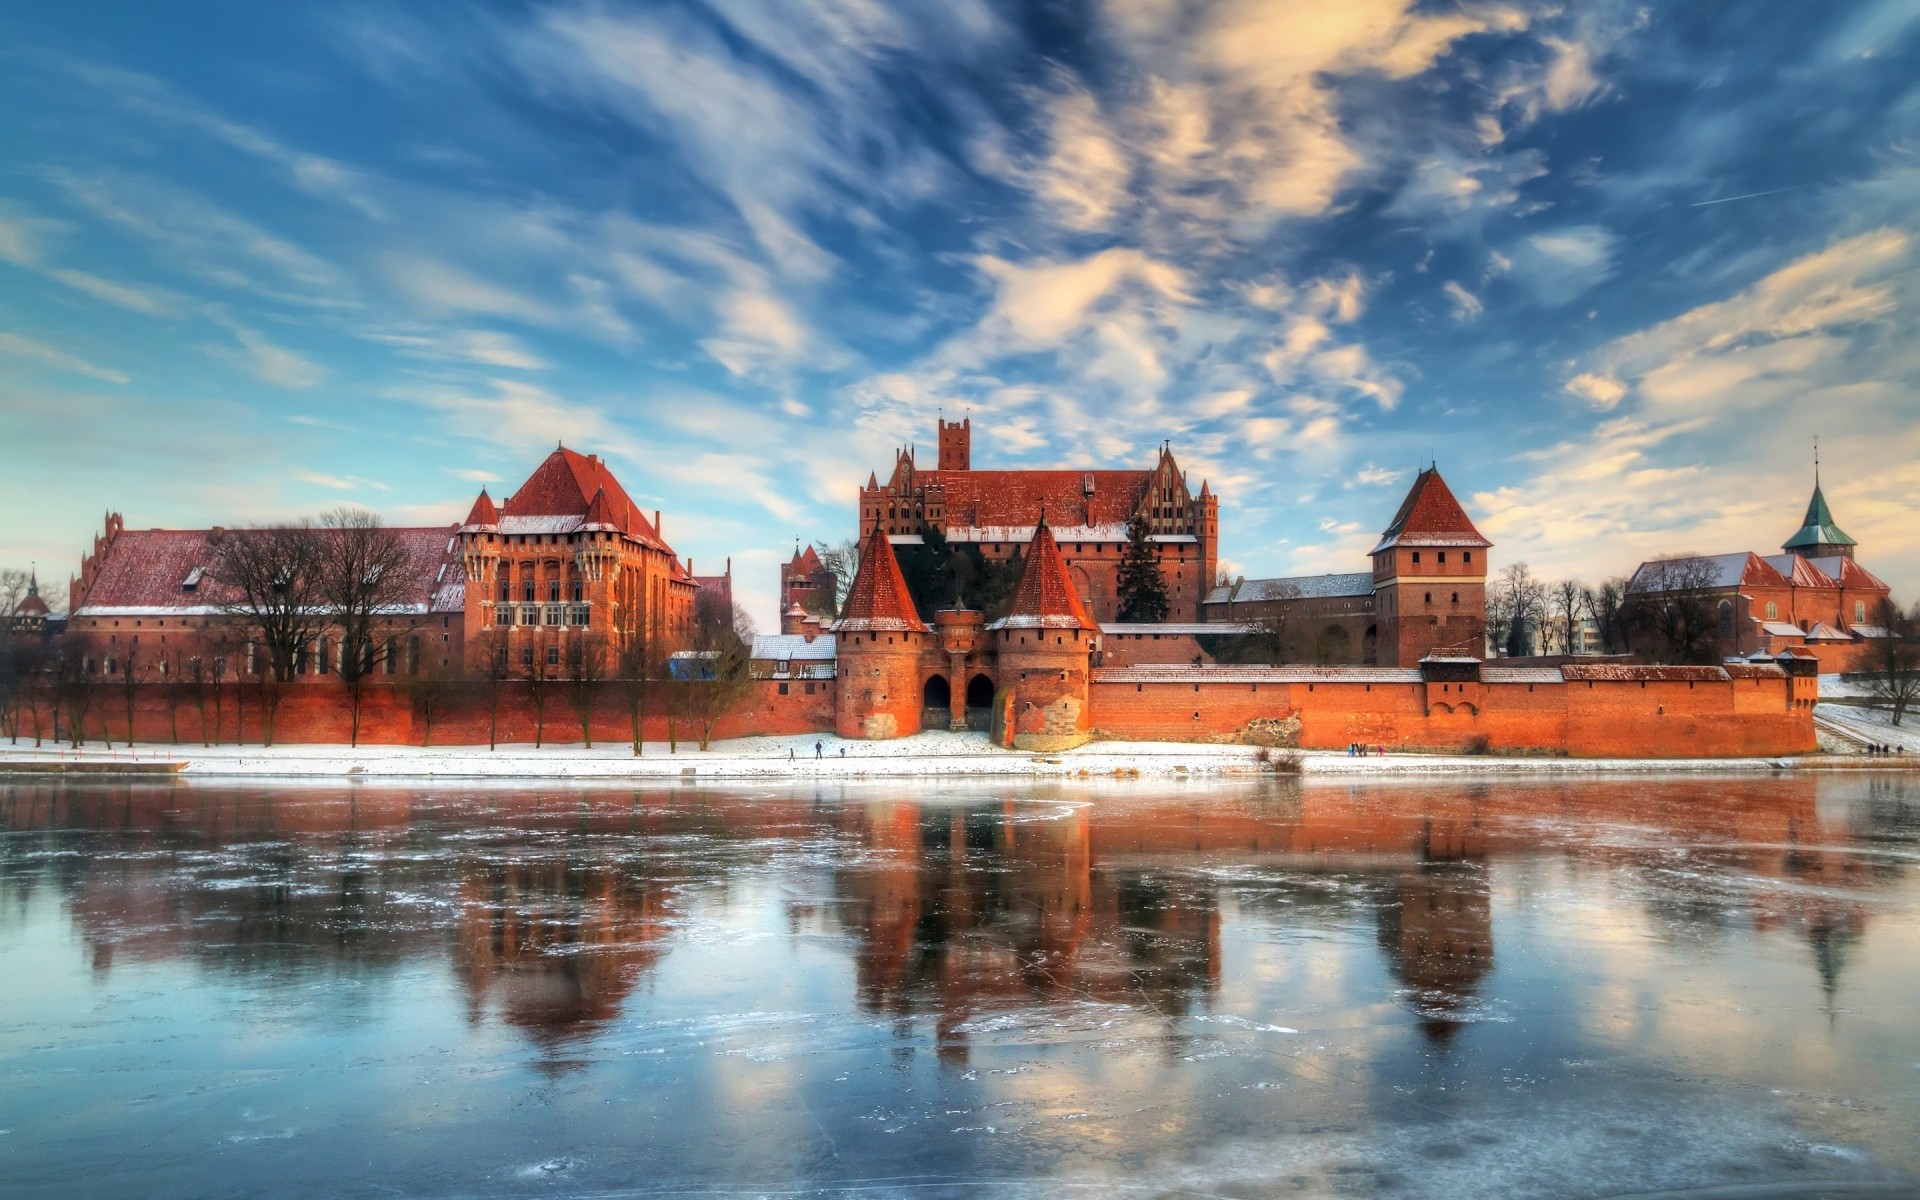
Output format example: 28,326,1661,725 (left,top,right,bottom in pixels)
0,331,128,383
